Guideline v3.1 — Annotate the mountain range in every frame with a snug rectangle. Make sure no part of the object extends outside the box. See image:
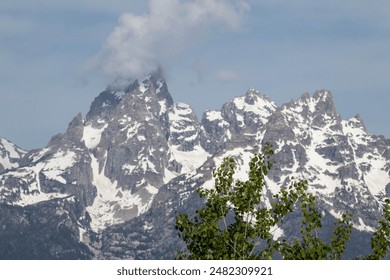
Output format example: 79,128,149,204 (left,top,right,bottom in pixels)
1,70,389,259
